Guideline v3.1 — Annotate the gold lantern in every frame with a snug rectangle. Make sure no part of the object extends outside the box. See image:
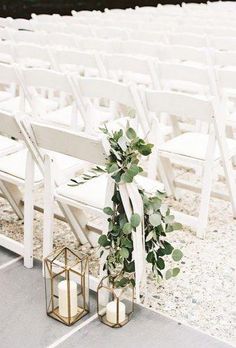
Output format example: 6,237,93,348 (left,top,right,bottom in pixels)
97,276,134,328
44,247,89,326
